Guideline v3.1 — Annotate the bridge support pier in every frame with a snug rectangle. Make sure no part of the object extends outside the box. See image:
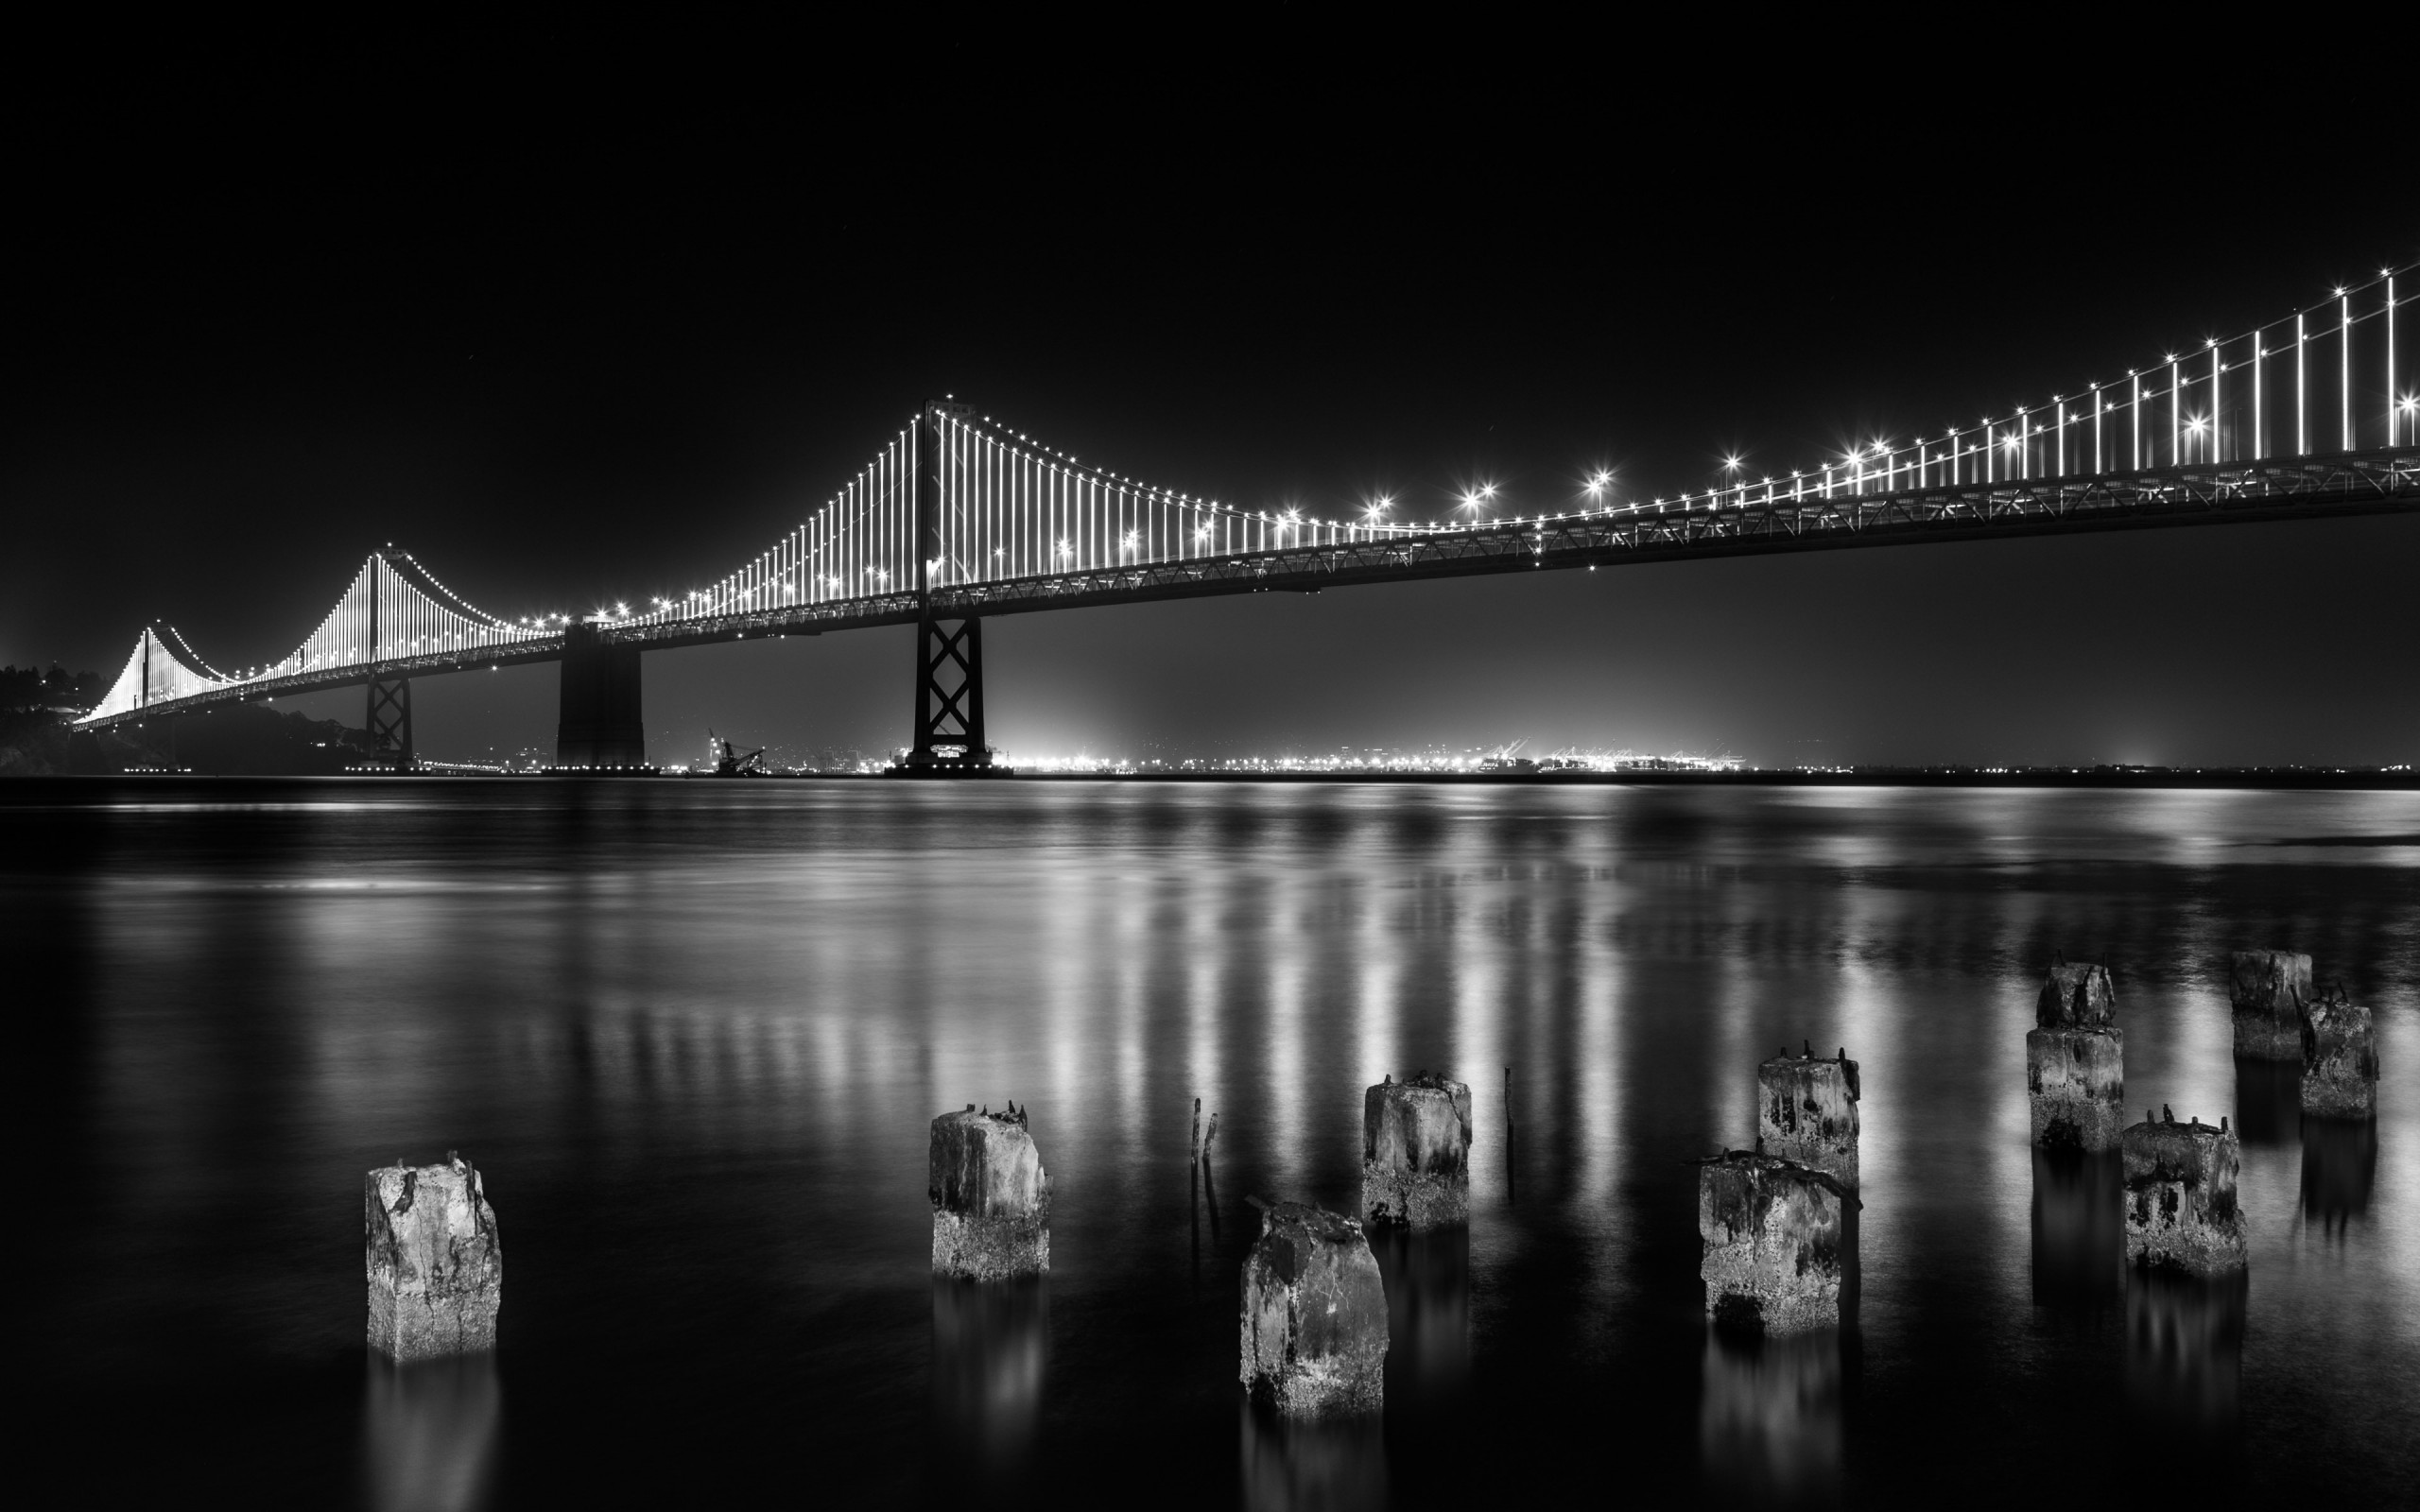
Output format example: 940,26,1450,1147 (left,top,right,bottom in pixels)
367,676,413,769
901,614,1001,774
555,624,646,769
